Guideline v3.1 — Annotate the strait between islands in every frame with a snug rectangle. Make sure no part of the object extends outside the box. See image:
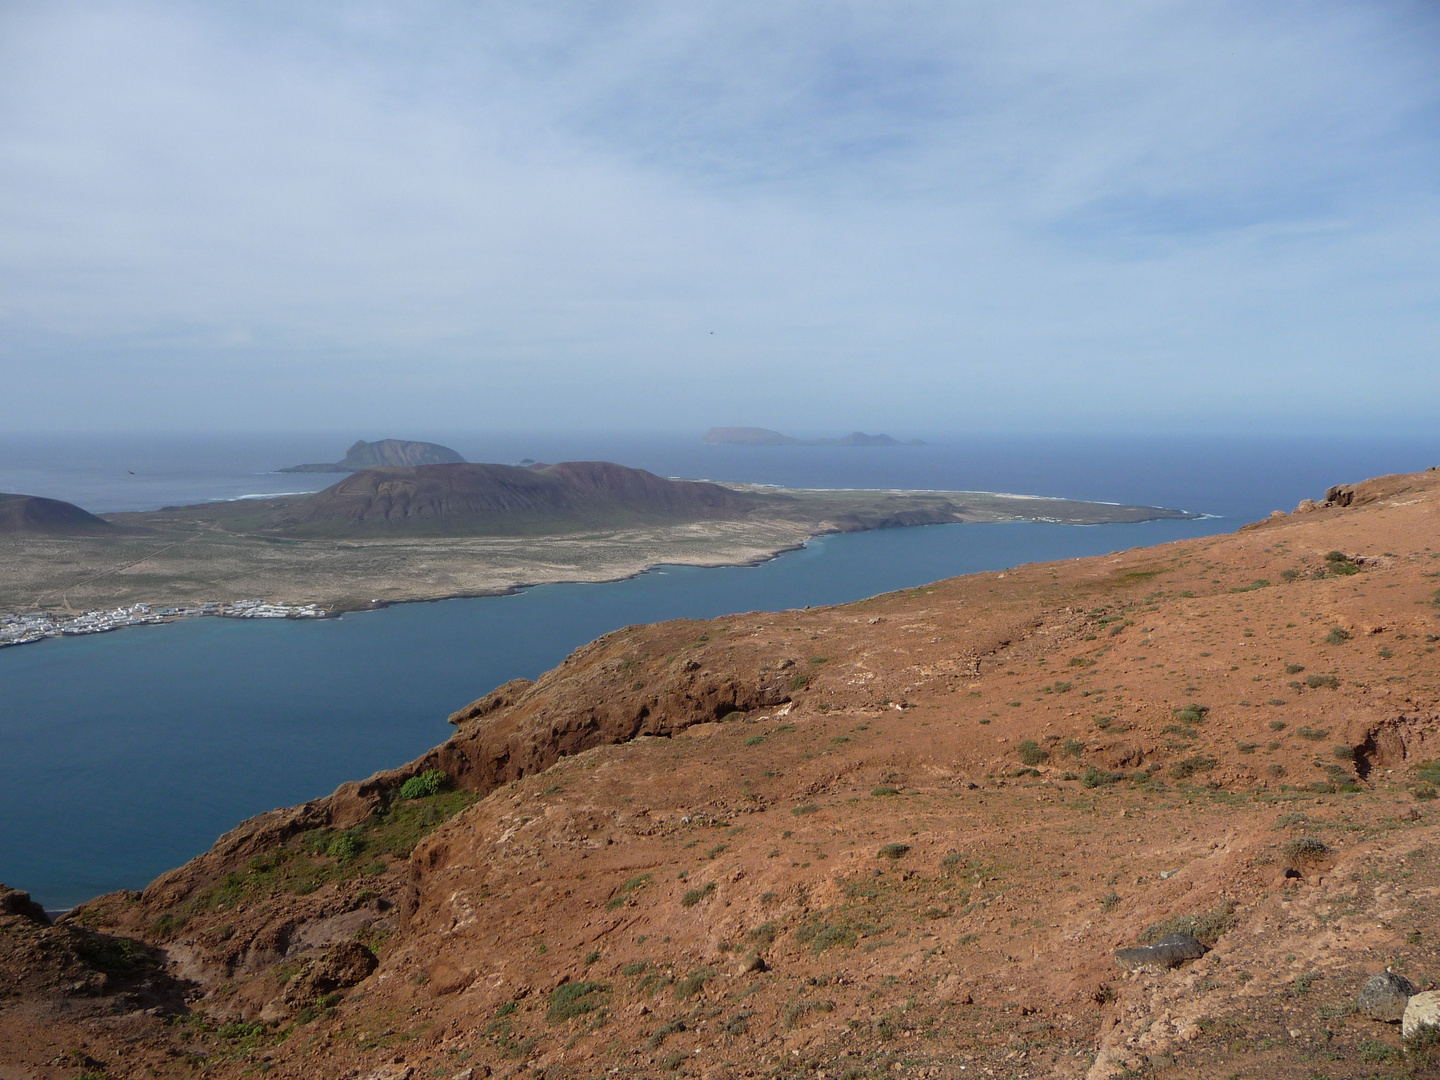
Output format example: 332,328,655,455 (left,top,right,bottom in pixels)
0,459,1193,616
